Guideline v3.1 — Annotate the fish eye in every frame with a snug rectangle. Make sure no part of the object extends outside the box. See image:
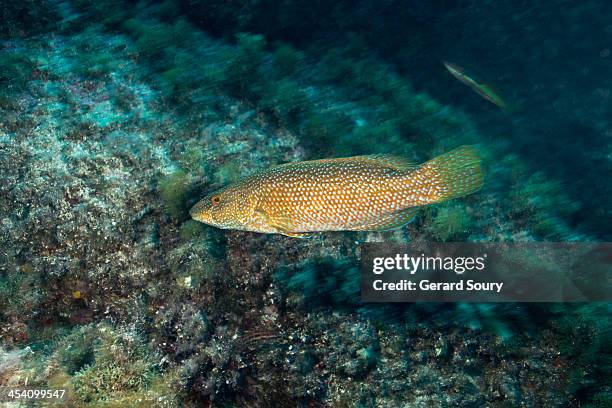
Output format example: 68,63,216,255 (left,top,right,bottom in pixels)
211,195,221,205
